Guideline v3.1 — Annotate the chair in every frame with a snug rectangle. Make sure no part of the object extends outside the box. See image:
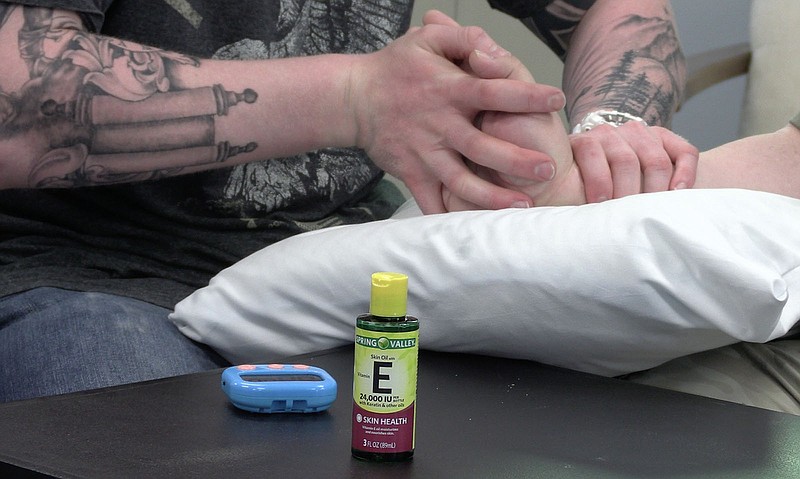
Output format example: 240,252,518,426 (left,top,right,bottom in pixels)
683,0,800,137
